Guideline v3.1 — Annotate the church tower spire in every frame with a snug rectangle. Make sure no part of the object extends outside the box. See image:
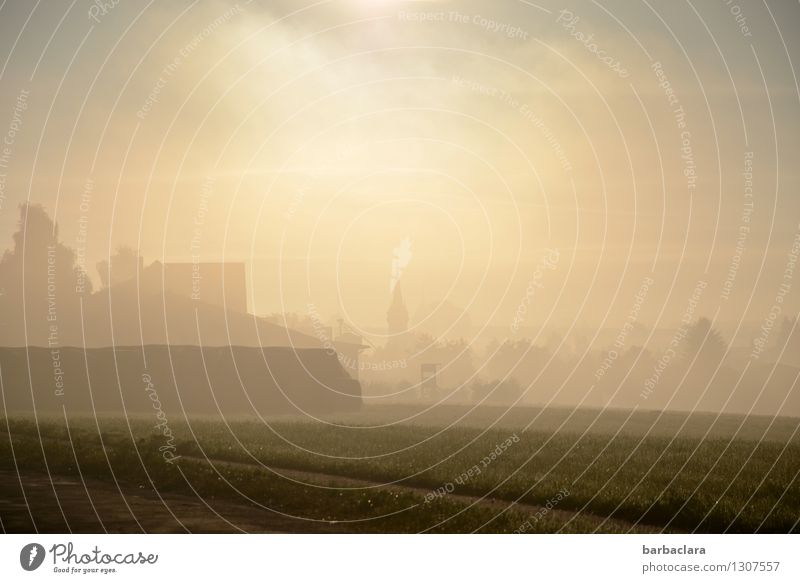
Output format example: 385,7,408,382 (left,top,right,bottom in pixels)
387,280,409,337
